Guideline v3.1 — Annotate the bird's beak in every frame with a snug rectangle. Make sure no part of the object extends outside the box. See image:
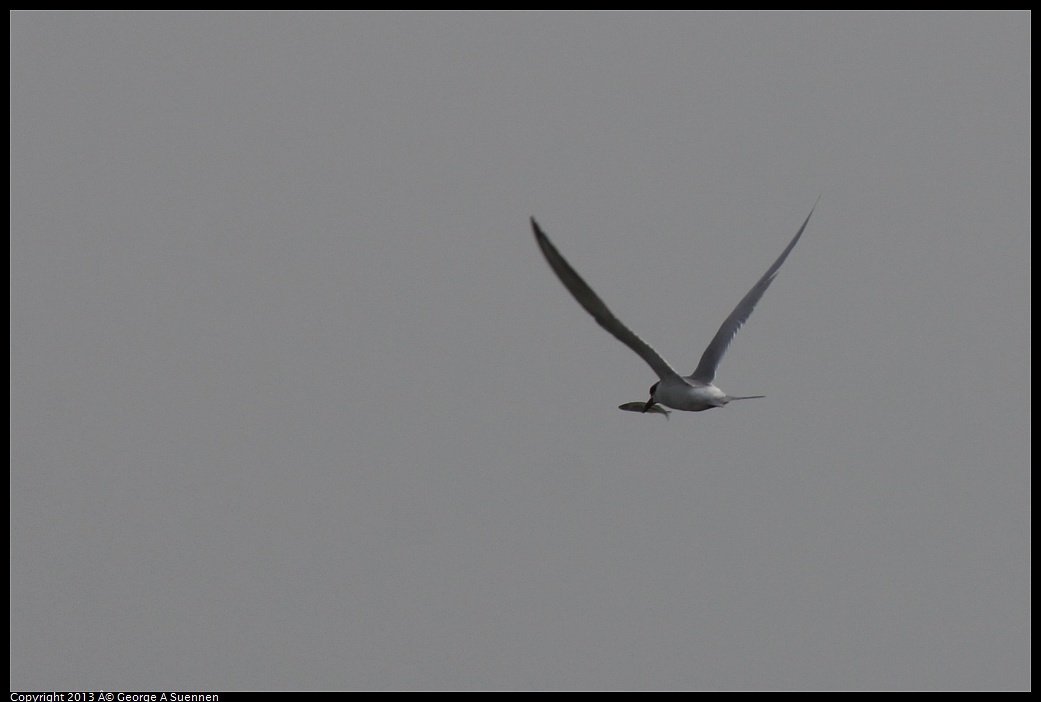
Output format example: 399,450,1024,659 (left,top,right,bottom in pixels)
642,397,656,413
